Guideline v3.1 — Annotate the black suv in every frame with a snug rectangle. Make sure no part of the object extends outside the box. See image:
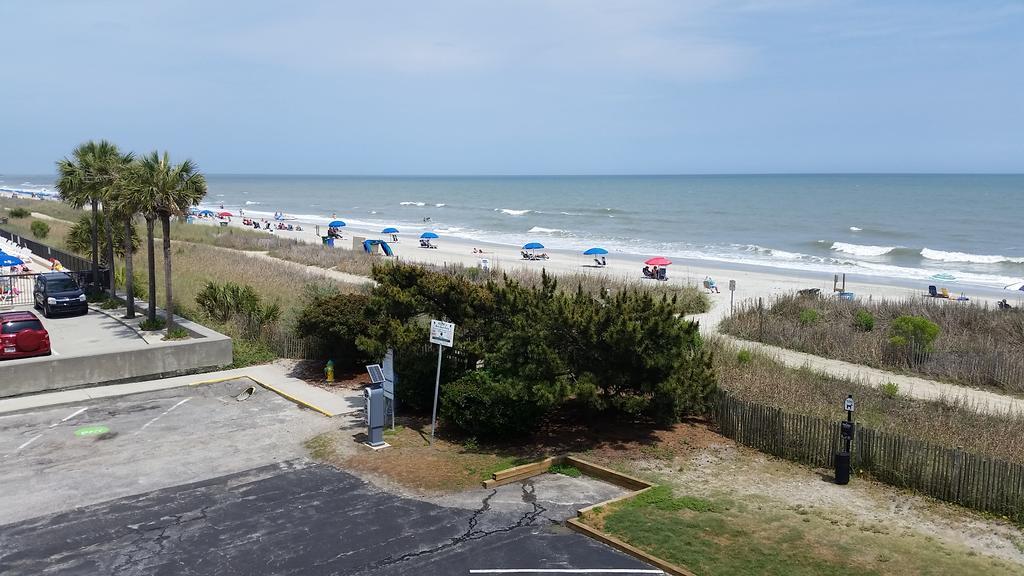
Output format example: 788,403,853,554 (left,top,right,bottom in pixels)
33,272,88,318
